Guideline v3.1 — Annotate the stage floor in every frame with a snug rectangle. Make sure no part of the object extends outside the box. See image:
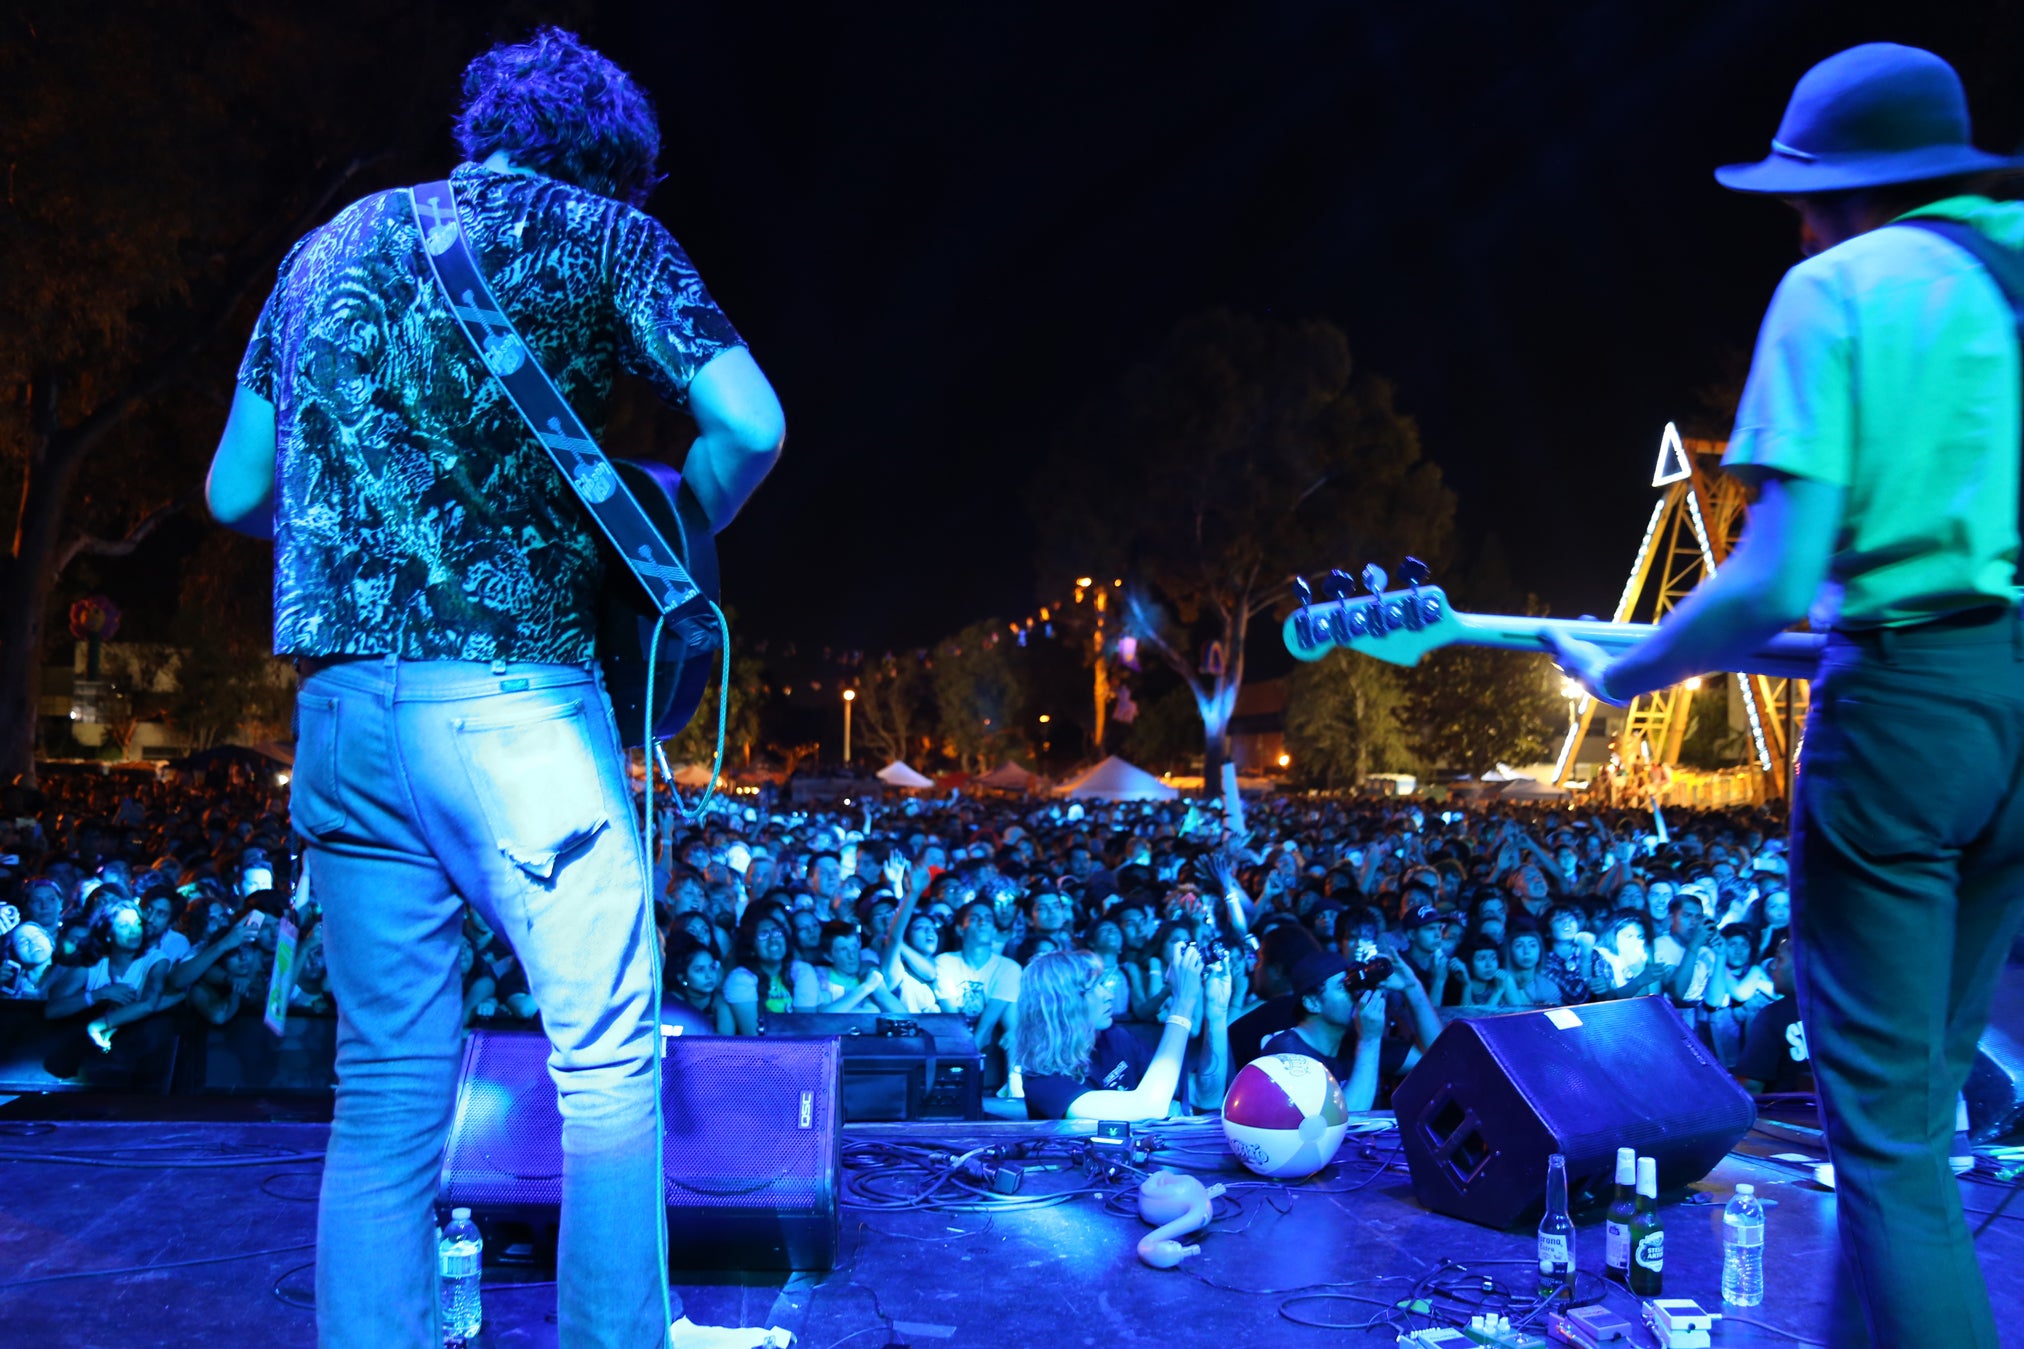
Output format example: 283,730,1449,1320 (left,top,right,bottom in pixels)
4,1101,2024,1349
